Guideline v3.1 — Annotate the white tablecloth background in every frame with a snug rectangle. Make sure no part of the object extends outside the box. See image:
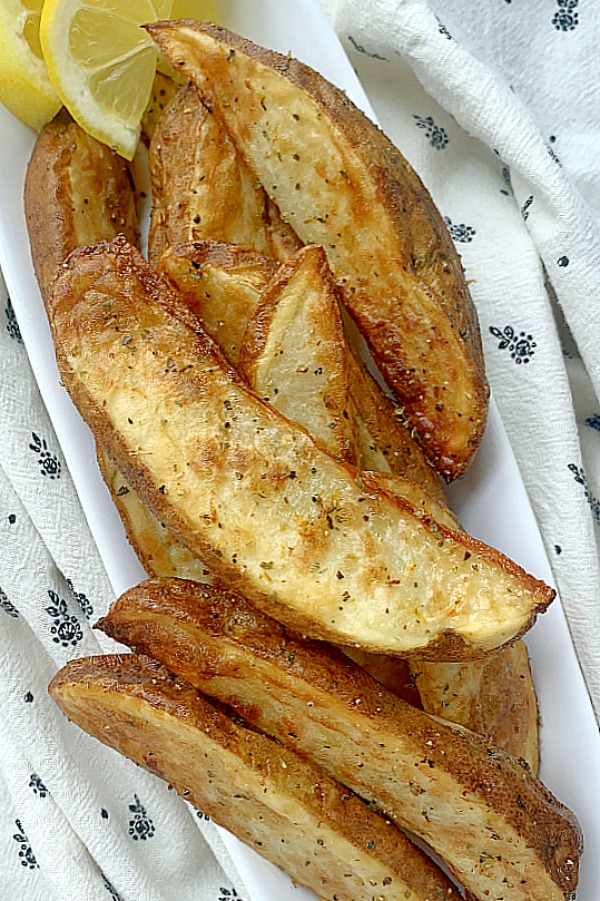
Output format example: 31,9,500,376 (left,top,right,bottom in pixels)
1,0,599,898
